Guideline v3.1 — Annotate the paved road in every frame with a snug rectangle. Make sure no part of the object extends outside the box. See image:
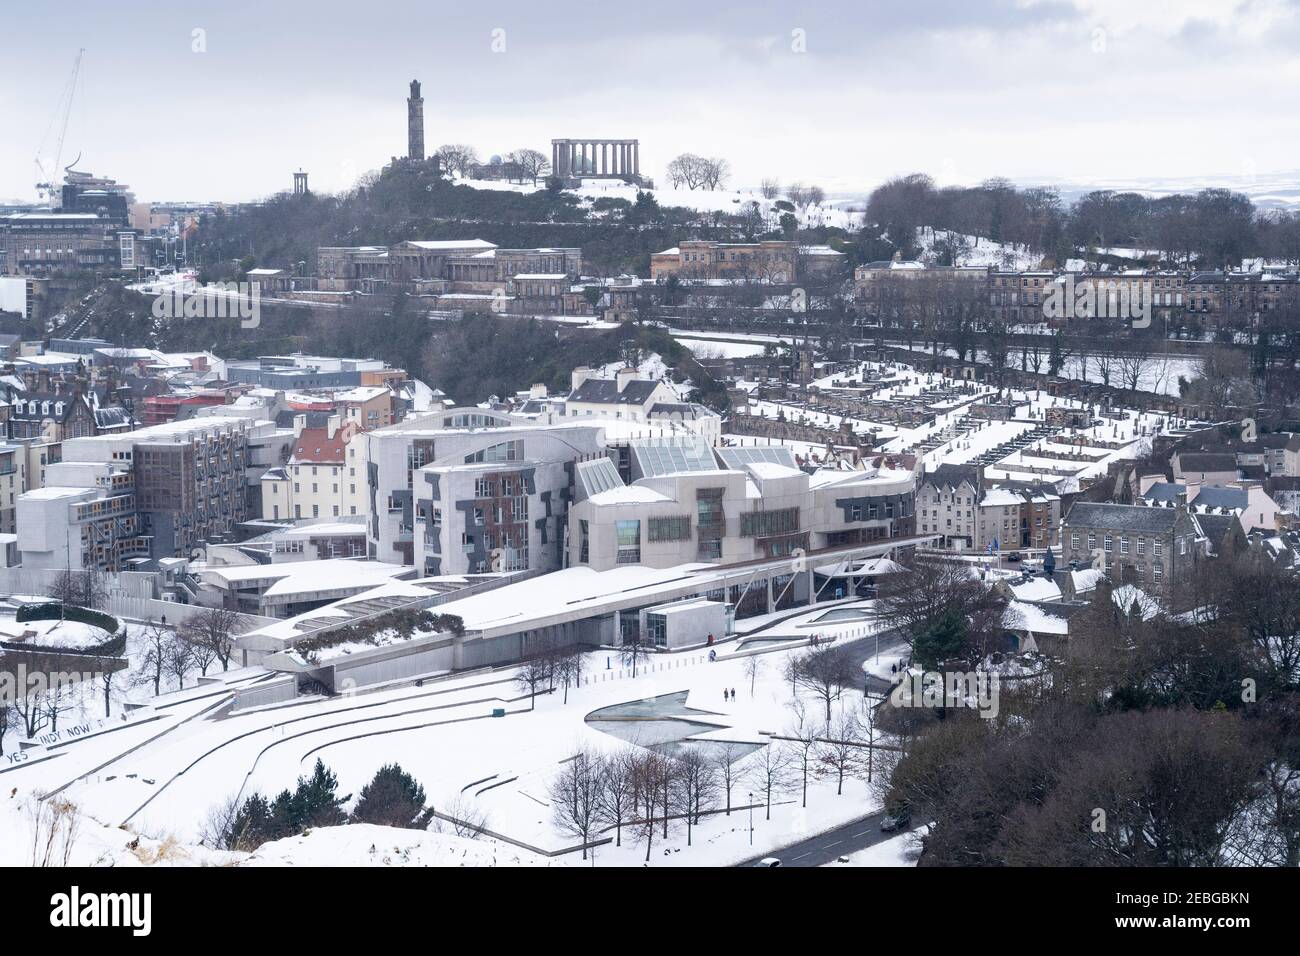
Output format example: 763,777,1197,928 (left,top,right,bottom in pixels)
734,808,915,867
838,629,909,697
